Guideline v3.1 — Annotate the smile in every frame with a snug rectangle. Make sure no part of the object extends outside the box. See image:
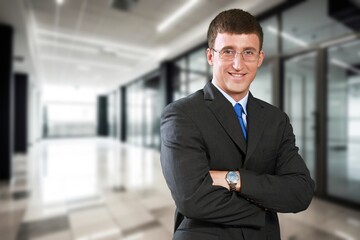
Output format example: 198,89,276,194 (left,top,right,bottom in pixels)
229,72,245,78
